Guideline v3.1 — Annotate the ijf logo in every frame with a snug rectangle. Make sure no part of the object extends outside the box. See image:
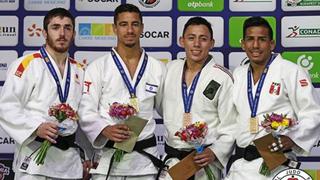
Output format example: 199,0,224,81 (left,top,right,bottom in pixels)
0,163,10,180
287,0,302,6
139,0,160,8
273,168,312,180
